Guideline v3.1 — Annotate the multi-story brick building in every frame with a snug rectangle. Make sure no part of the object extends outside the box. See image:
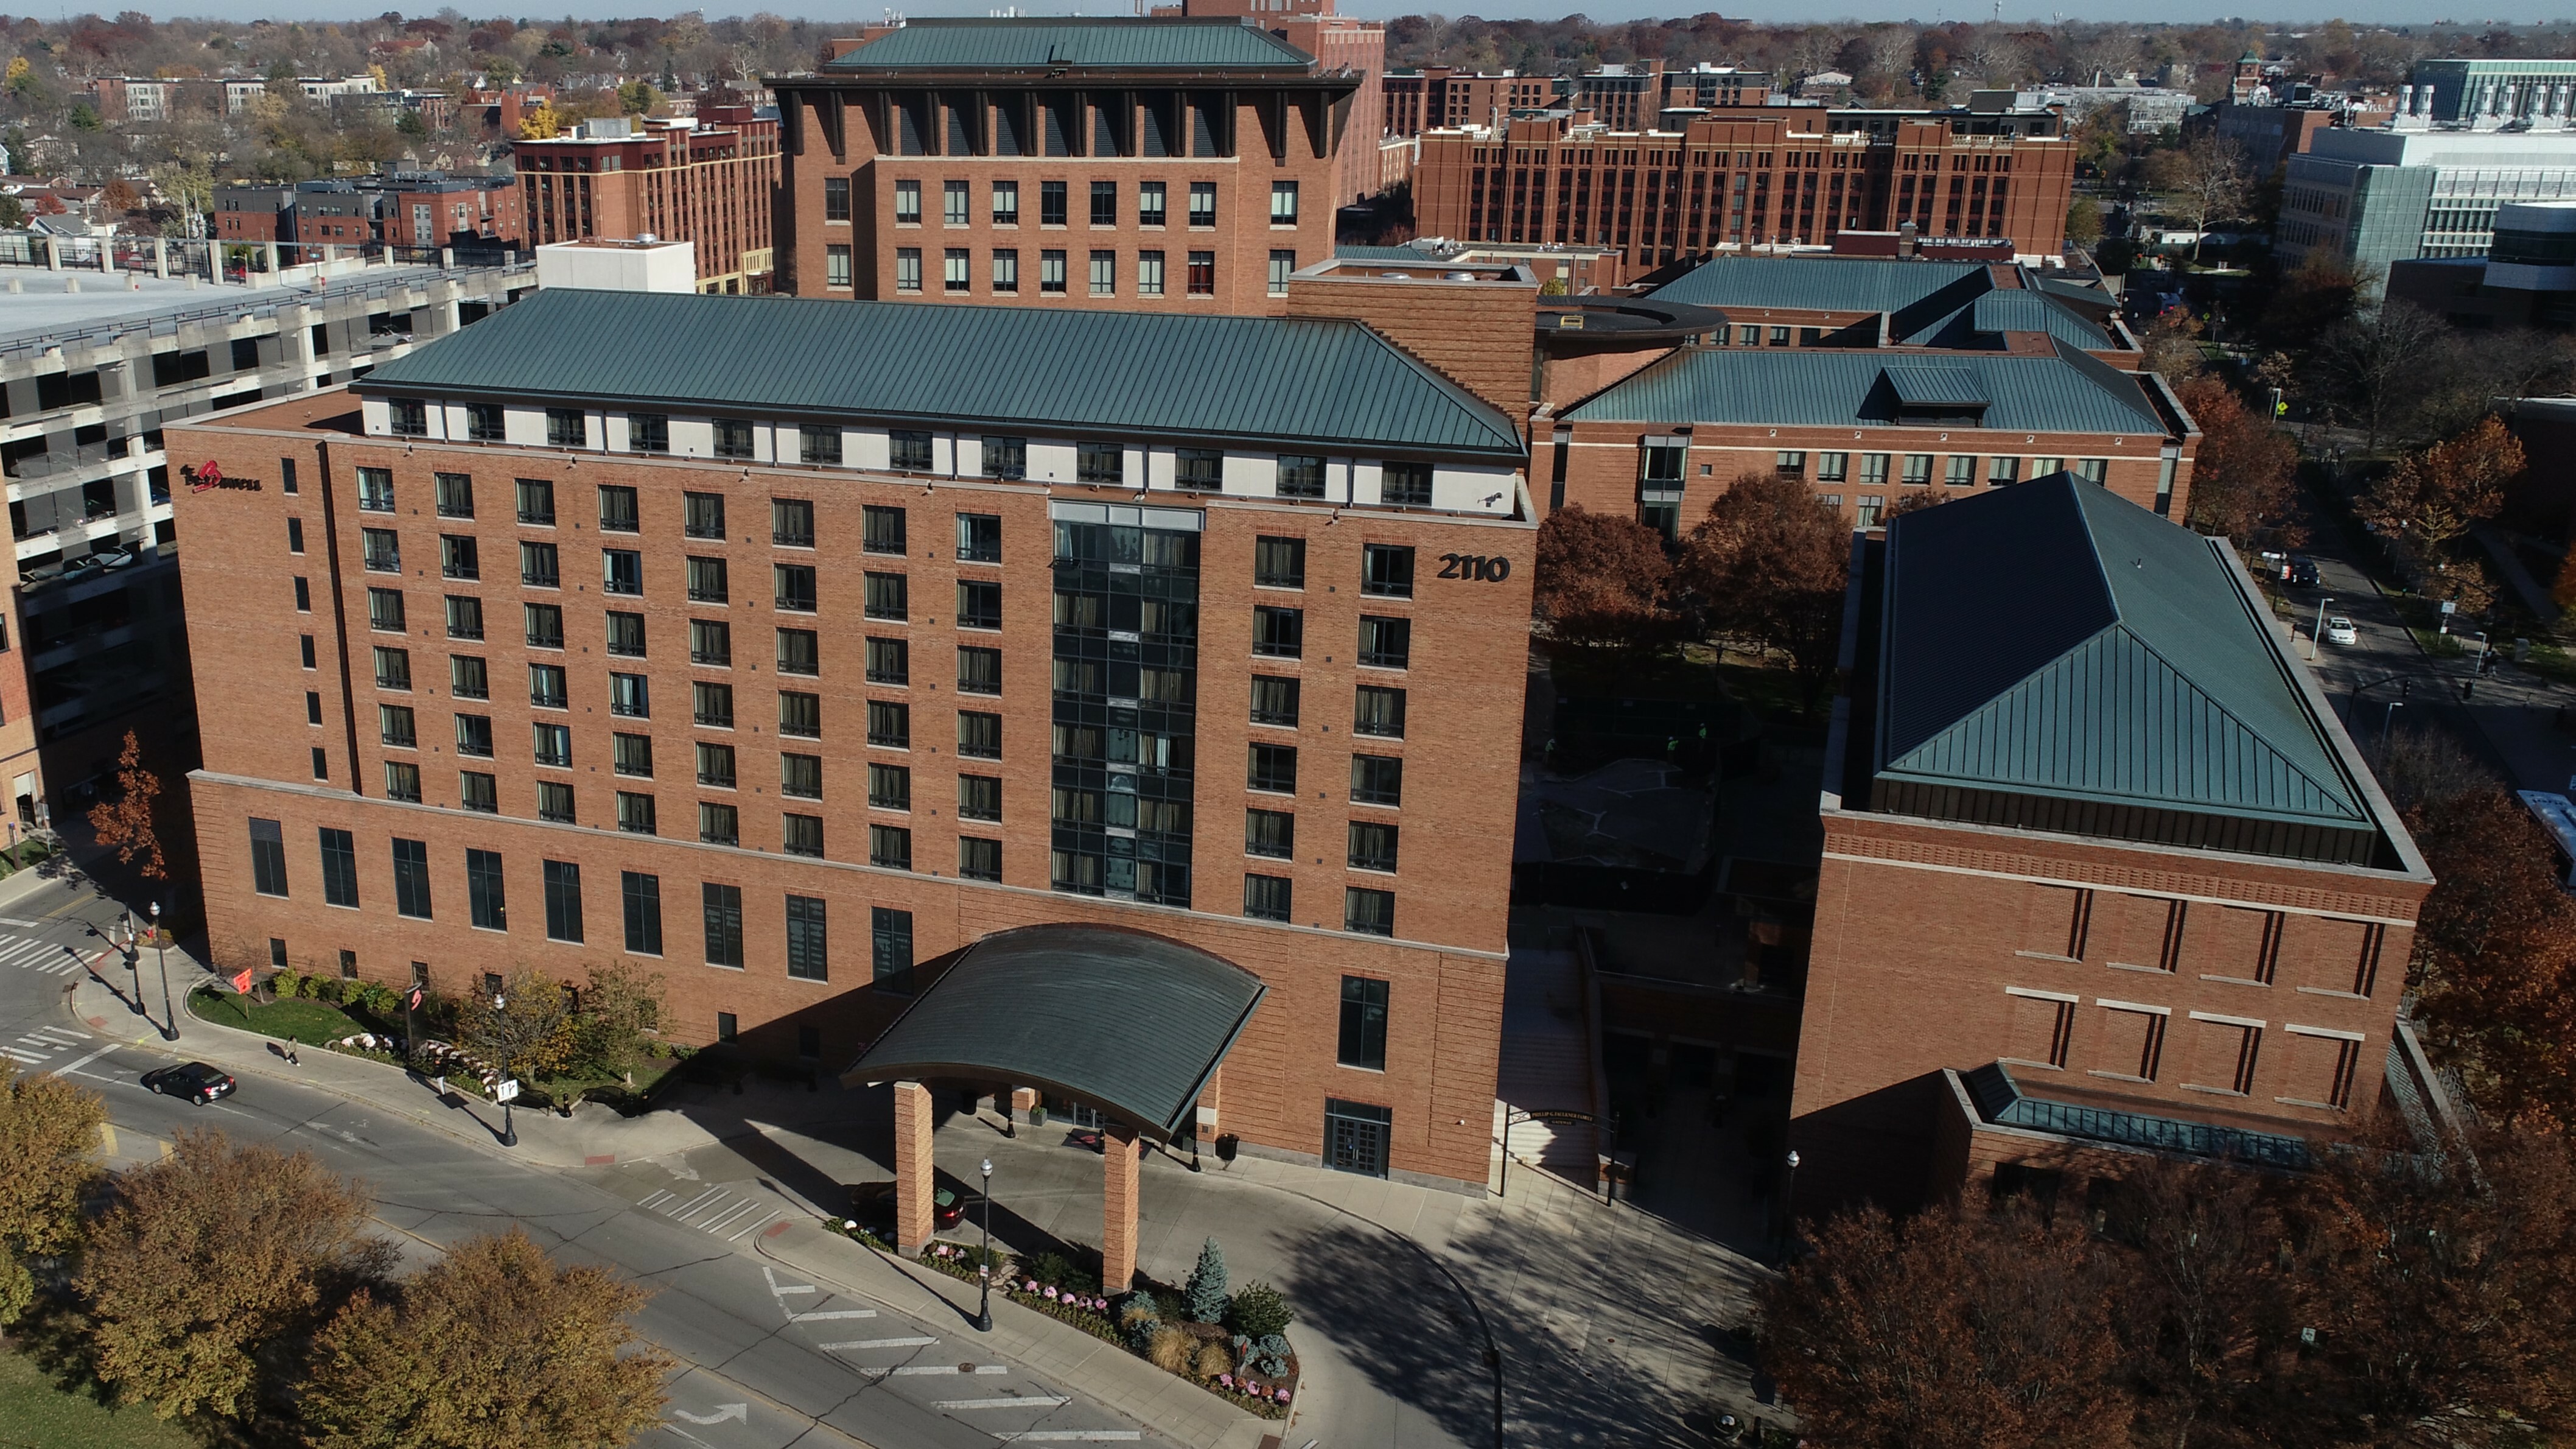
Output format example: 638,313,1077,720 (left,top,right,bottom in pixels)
1150,0,1388,209
218,175,523,258
1799,475,2435,1212
169,286,1535,1192
1383,68,1564,139
767,18,1353,316
511,109,780,294
1413,100,2079,273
